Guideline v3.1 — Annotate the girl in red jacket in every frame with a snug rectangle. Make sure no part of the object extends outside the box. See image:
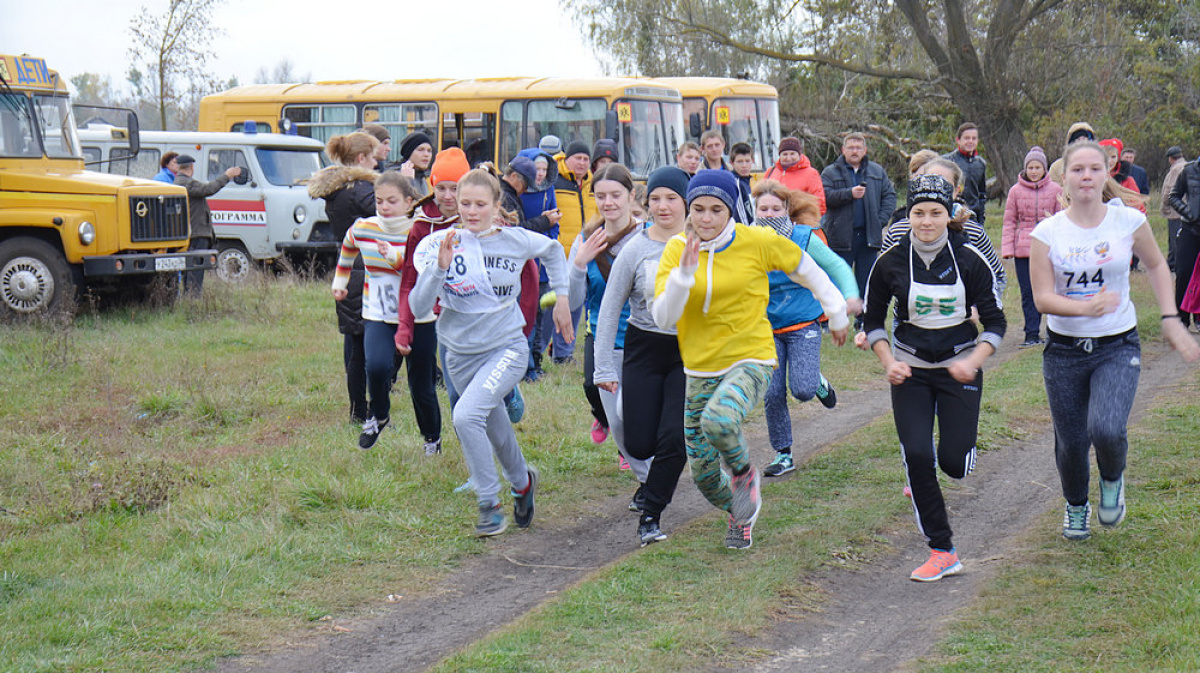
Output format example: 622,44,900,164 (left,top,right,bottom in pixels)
1002,146,1063,347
